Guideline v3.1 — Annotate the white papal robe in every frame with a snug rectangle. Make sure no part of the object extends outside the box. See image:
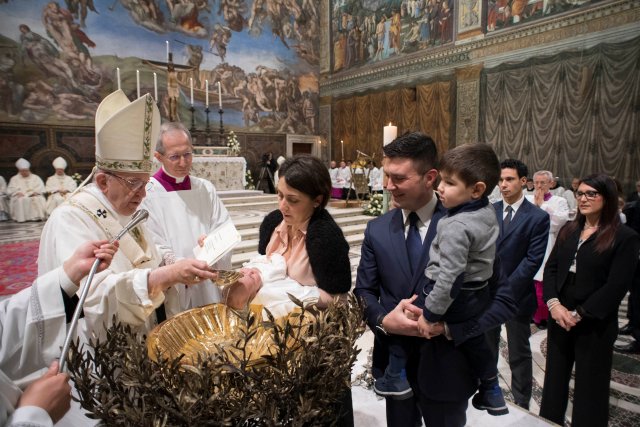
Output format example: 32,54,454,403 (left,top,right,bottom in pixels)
38,184,182,343
7,173,46,222
141,175,234,309
0,268,70,427
45,174,77,215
